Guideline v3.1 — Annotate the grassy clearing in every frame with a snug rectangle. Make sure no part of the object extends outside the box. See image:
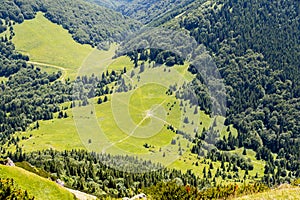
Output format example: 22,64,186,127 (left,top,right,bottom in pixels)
13,12,92,70
97,86,180,155
107,56,134,73
12,111,85,153
129,83,168,125
173,62,195,82
83,63,233,168
34,64,59,74
12,12,117,79
170,148,265,185
78,43,118,78
0,165,75,200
